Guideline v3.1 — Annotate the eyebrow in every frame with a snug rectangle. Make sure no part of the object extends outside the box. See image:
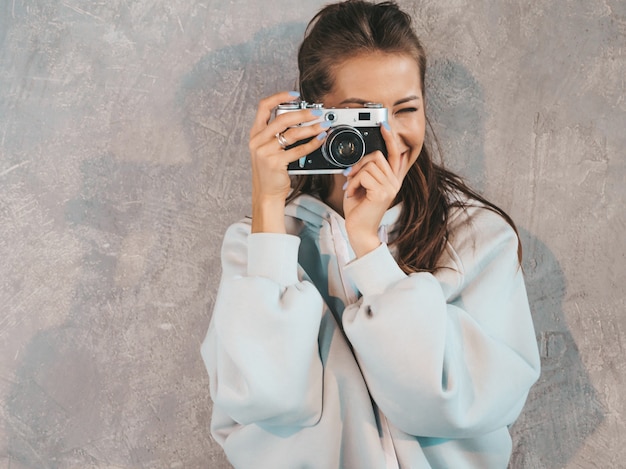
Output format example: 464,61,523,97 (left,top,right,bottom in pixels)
338,95,421,106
